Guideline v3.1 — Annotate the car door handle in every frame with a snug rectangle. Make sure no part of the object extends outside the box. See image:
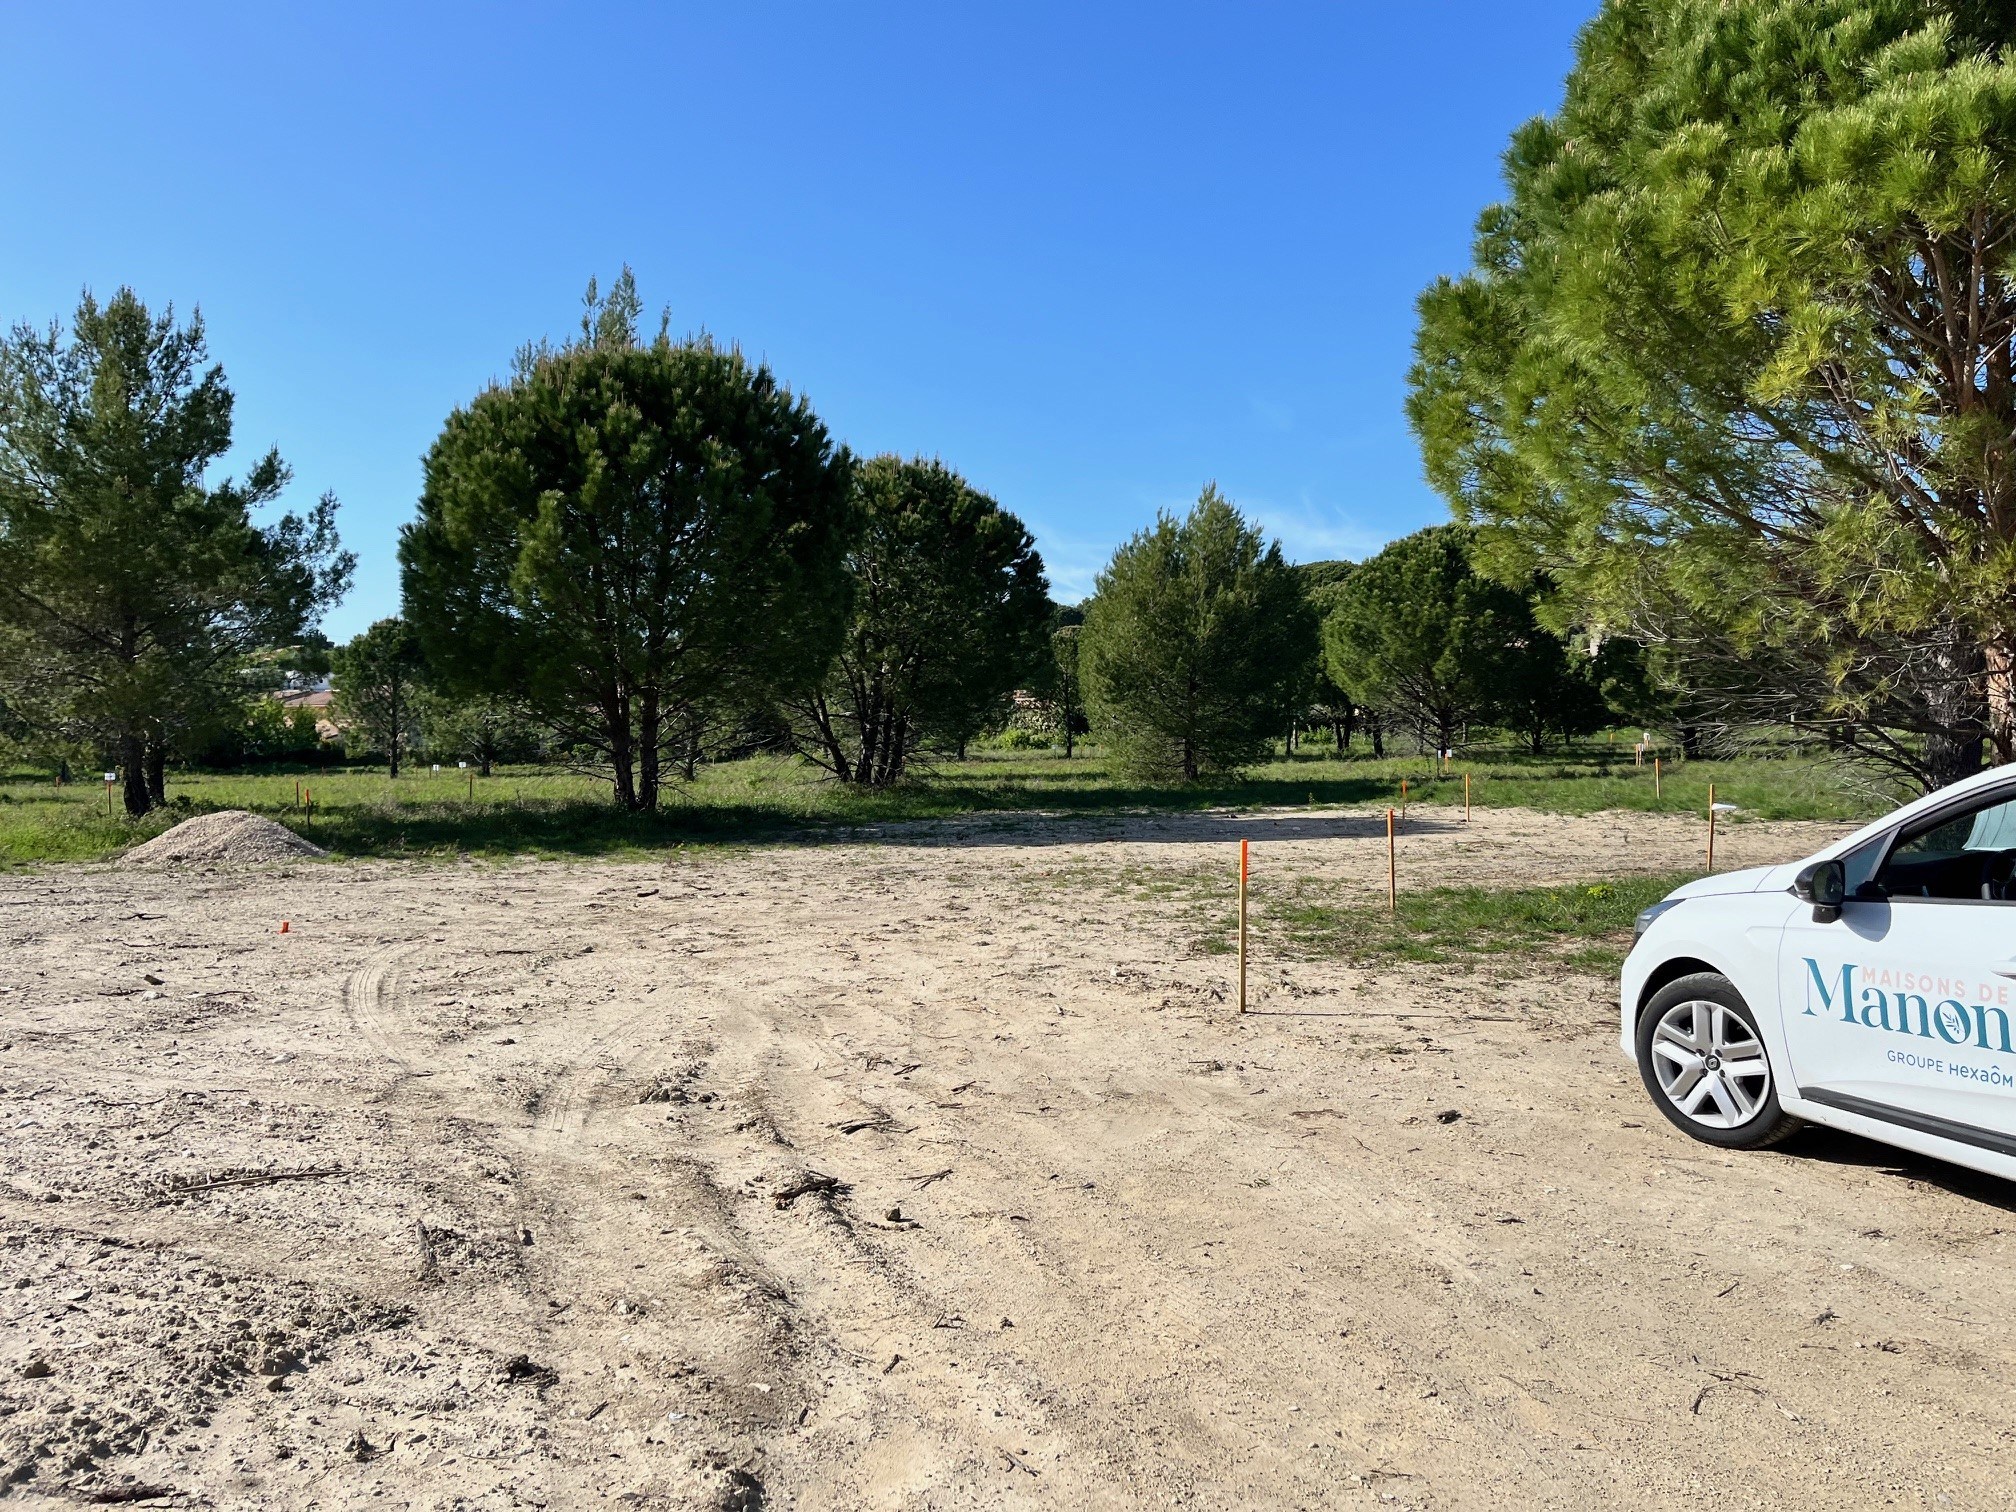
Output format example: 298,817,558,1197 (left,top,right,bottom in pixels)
1995,961,2016,979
